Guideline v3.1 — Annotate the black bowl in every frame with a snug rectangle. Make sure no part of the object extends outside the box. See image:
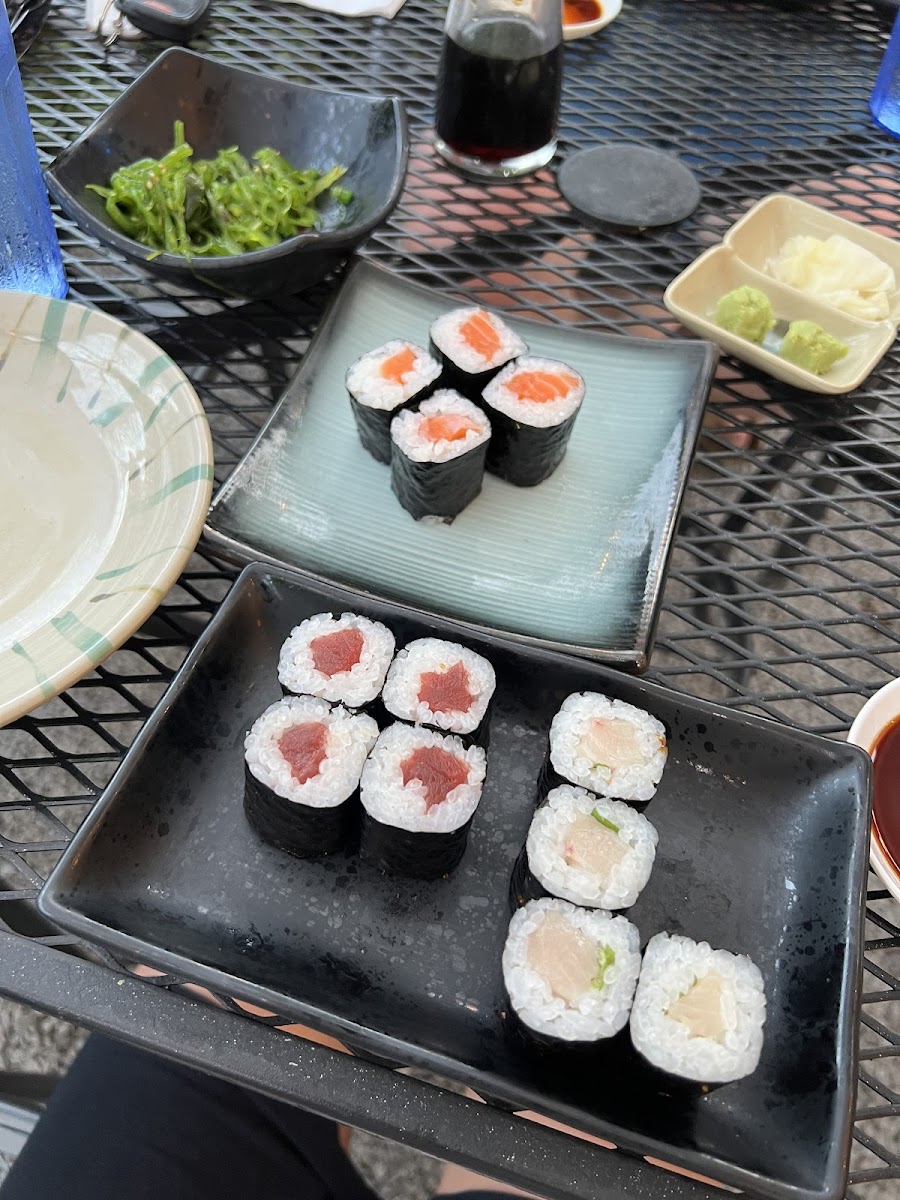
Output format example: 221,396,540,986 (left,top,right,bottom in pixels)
45,48,409,299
